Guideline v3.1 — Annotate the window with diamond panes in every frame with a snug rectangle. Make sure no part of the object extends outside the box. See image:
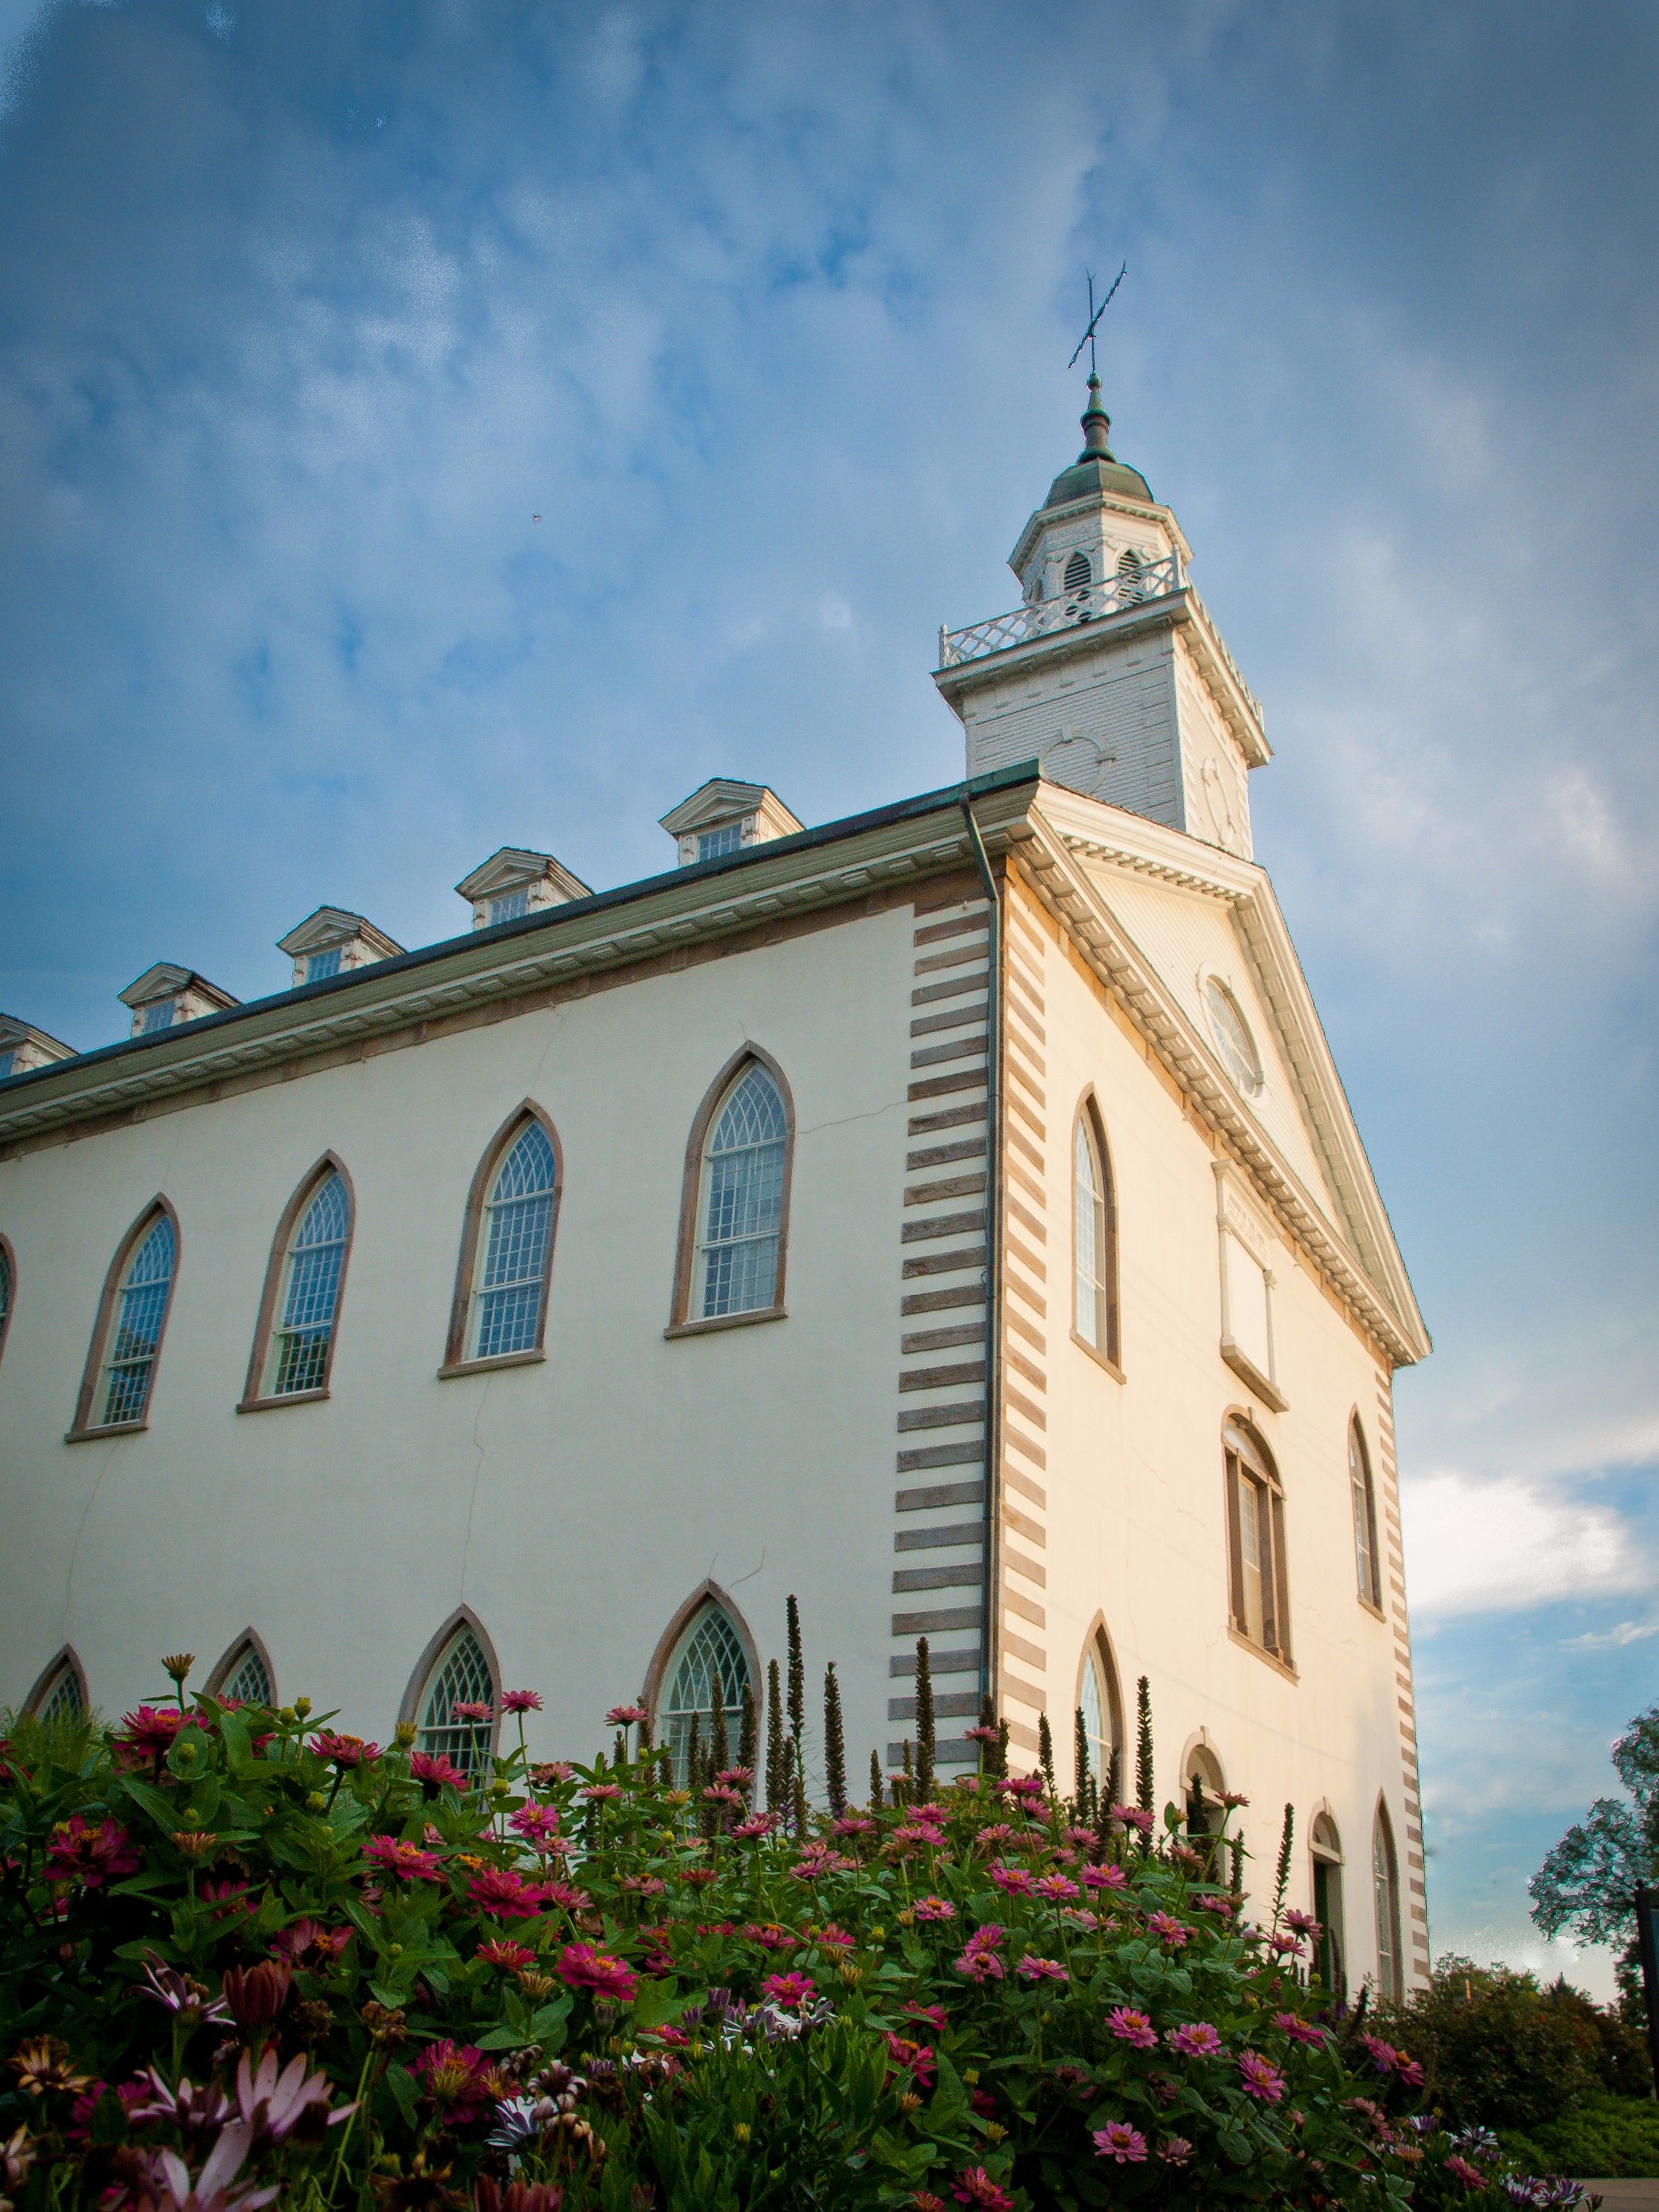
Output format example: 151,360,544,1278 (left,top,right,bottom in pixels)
694,1066,786,1320
660,1604,751,1787
267,1172,349,1396
0,1242,12,1364
416,1626,496,1778
98,1213,176,1427
219,1643,272,1707
469,1122,557,1360
36,1662,84,1724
